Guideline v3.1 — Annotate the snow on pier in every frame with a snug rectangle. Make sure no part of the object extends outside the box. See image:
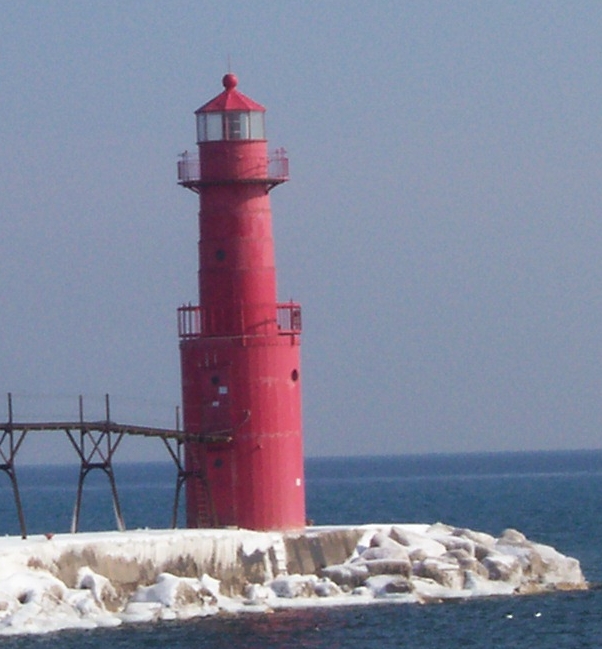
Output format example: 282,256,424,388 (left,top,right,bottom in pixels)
0,523,586,635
